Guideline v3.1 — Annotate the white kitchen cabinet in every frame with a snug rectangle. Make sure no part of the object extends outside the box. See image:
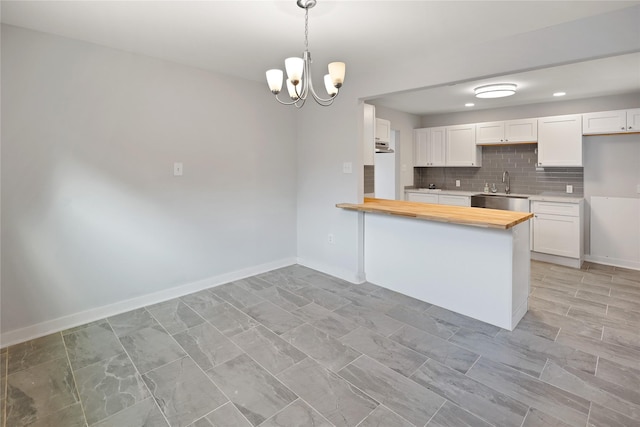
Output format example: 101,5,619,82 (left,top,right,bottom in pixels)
537,114,582,167
363,103,375,166
405,192,471,206
476,119,537,144
406,192,439,203
446,124,481,167
531,200,583,267
582,108,640,135
438,195,471,207
375,118,391,143
628,108,640,132
414,128,445,167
